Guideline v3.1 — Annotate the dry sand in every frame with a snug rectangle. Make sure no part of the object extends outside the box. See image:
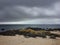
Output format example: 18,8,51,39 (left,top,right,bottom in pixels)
50,31,60,34
0,35,60,45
